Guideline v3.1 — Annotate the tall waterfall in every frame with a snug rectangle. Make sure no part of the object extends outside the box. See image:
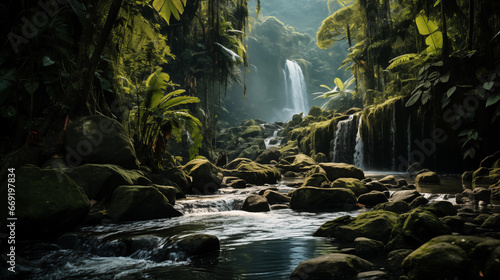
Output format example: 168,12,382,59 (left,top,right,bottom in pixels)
354,117,364,169
332,115,358,164
282,60,309,121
